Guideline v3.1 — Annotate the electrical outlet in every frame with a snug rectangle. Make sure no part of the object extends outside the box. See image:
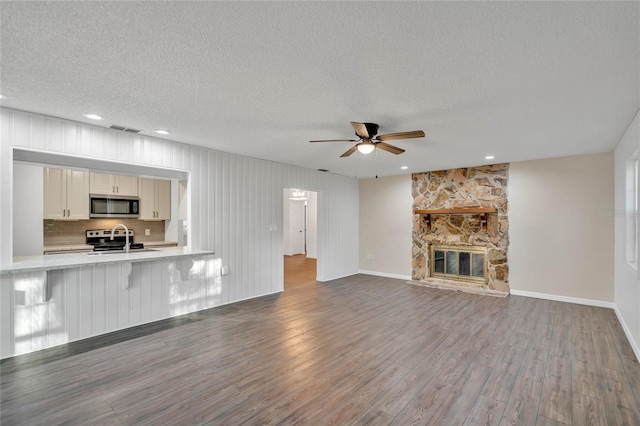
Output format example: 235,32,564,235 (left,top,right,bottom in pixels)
221,266,229,275
145,229,150,236
366,254,374,261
